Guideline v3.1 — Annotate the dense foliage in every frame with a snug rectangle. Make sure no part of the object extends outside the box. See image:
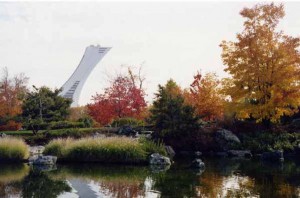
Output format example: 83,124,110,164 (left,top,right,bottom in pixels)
221,3,300,124
22,86,72,134
88,75,147,126
110,117,145,127
0,68,28,131
184,72,224,121
150,80,200,148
